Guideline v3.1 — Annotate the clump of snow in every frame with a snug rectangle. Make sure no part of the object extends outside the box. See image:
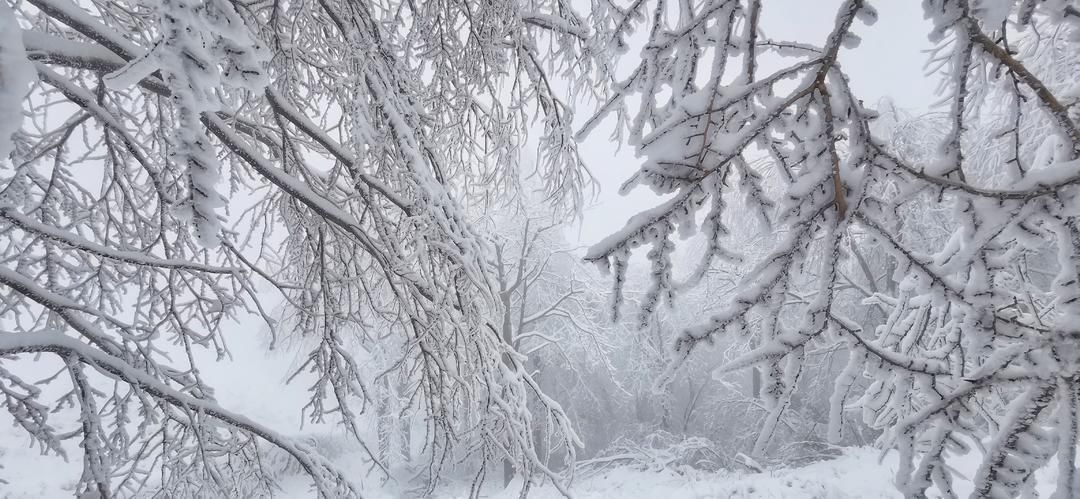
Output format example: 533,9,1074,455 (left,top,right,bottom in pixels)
856,4,879,26
971,0,1014,28
0,3,35,160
